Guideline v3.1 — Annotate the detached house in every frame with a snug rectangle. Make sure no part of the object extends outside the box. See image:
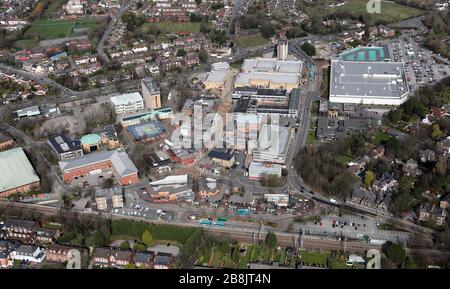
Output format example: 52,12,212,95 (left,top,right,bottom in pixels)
419,203,448,226
10,245,45,263
372,173,397,193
